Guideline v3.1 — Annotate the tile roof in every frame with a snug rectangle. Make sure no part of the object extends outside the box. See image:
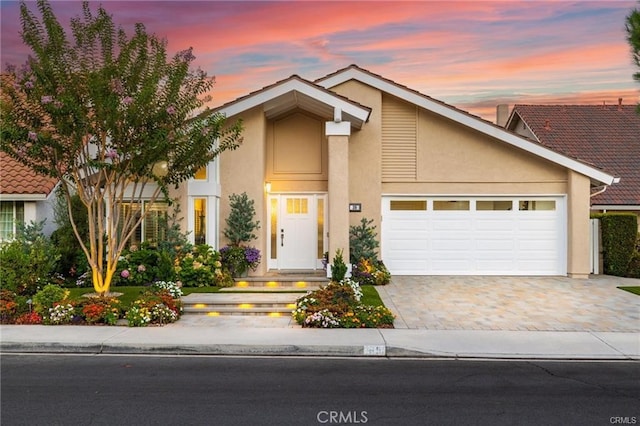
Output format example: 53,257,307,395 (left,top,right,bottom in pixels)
511,104,640,206
0,152,58,197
